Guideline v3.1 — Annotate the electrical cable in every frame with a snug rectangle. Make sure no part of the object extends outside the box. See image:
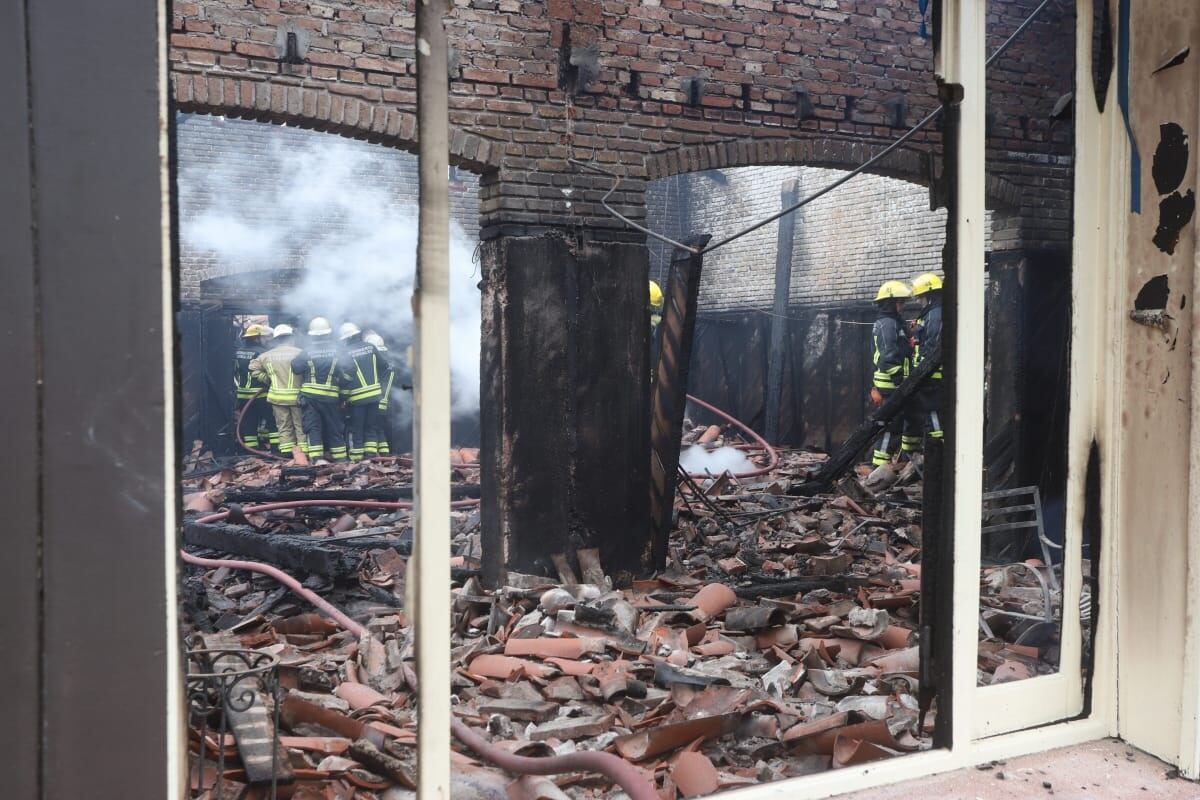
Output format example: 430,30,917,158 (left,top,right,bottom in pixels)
570,0,1060,256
